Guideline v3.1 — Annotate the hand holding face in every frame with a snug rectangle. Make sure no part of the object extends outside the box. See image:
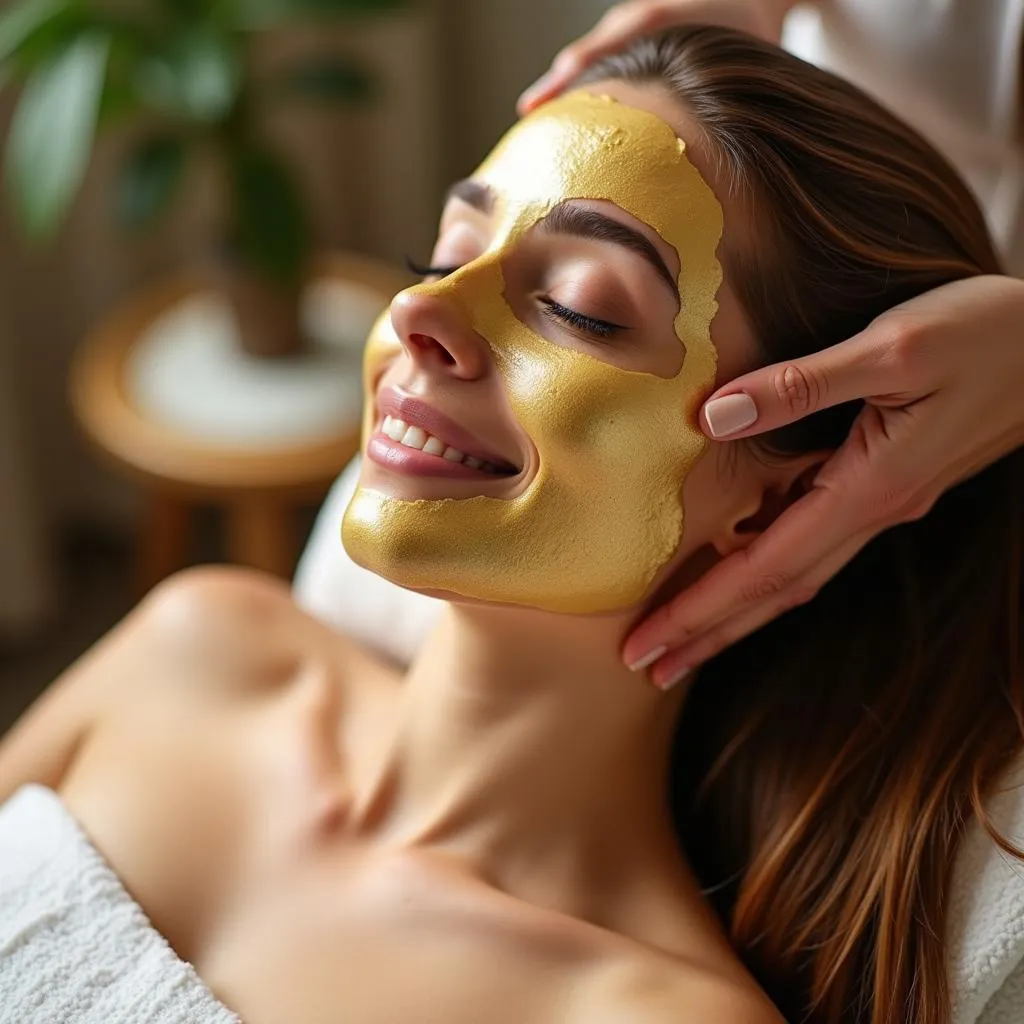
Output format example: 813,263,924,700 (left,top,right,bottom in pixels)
624,274,1024,689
